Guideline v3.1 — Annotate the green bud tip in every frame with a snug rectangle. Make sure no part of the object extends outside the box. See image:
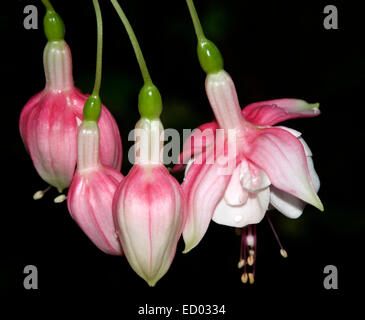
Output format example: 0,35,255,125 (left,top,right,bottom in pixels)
197,38,224,74
83,94,102,122
138,83,163,120
44,9,65,42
